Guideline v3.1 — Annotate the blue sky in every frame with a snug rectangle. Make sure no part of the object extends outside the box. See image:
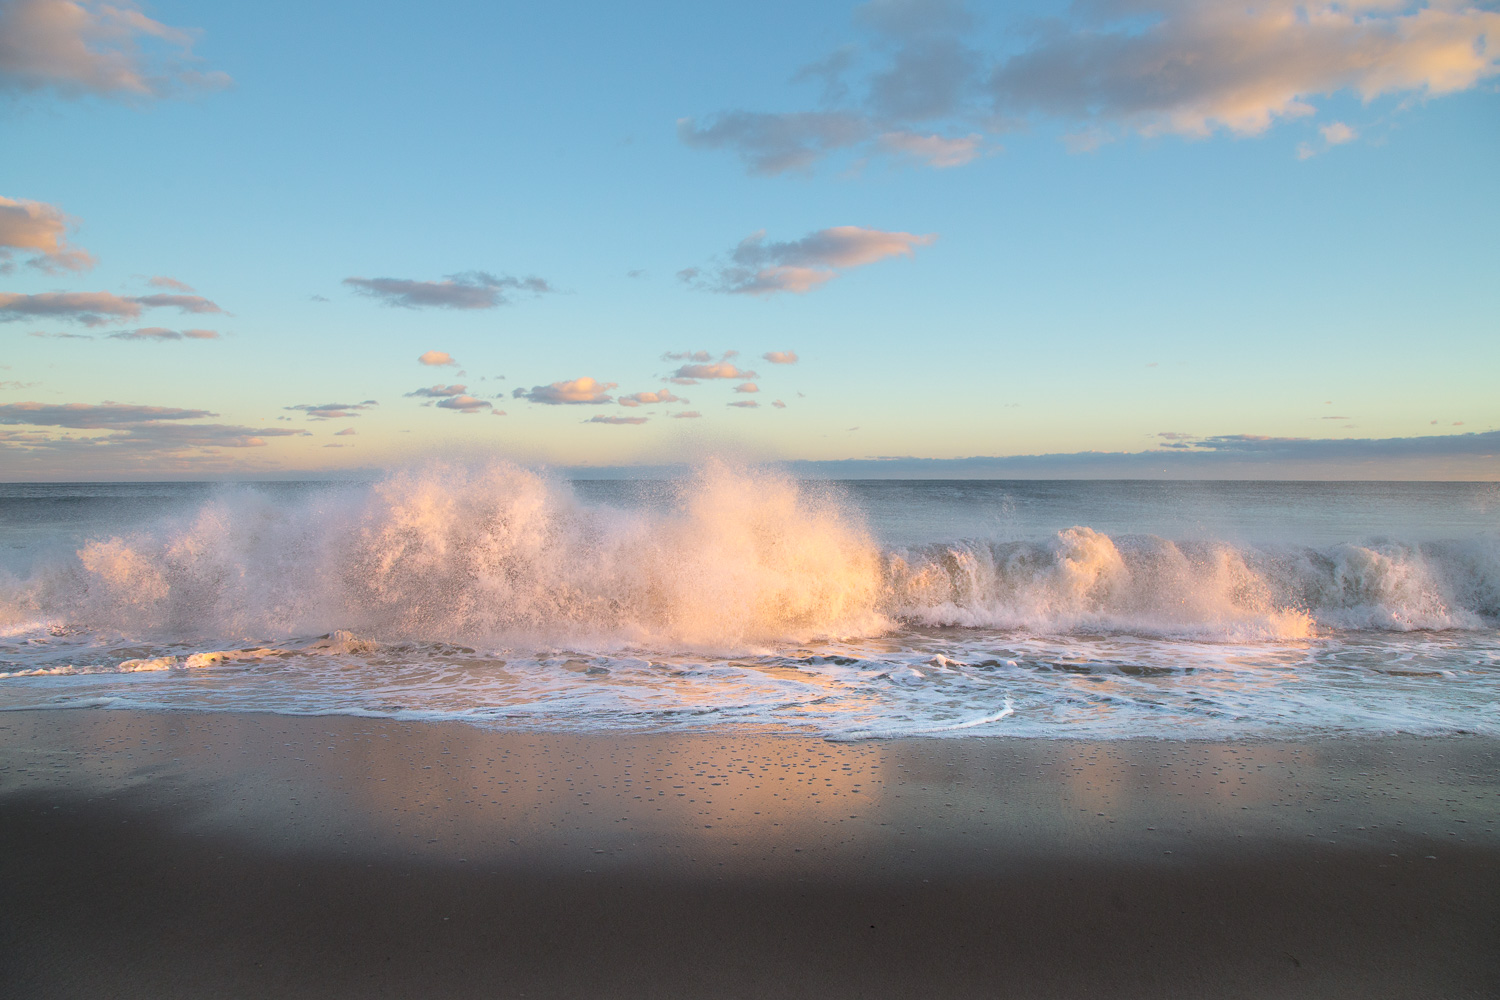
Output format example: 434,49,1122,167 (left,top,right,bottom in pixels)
2,0,1498,478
